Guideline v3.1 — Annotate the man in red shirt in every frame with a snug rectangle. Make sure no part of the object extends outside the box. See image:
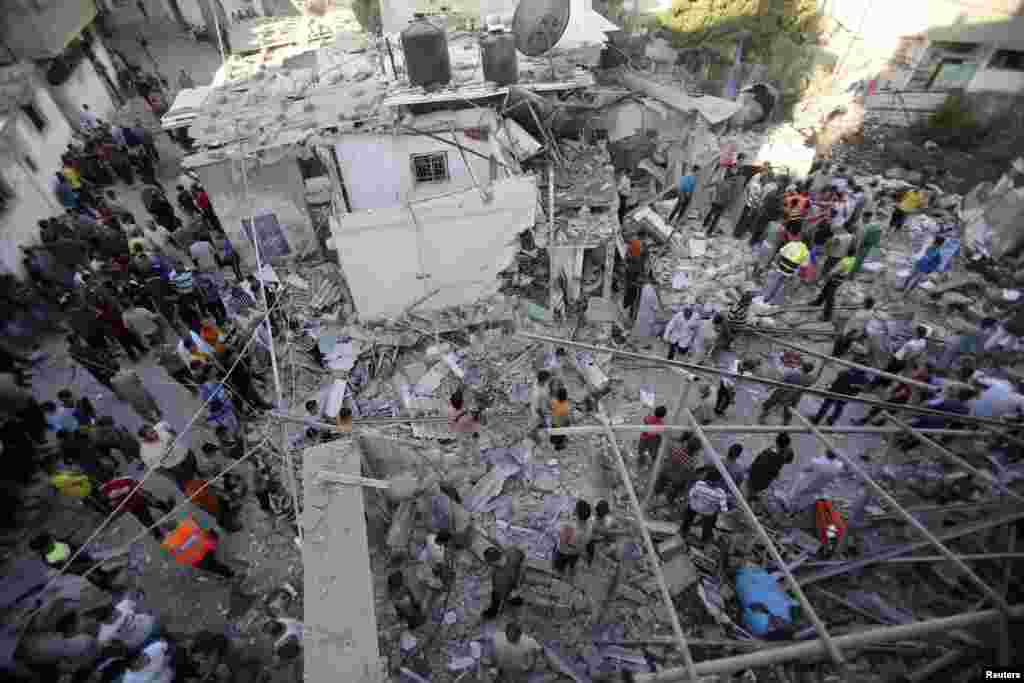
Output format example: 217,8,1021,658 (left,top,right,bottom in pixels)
191,184,222,232
100,475,167,540
637,406,667,467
